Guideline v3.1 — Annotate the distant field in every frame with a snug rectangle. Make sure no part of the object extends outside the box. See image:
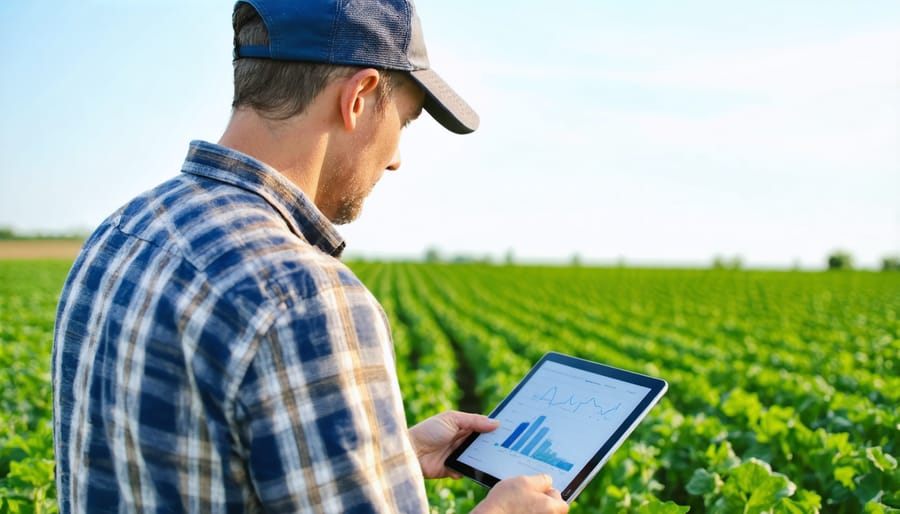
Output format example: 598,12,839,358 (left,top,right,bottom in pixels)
2,260,898,513
0,240,84,260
